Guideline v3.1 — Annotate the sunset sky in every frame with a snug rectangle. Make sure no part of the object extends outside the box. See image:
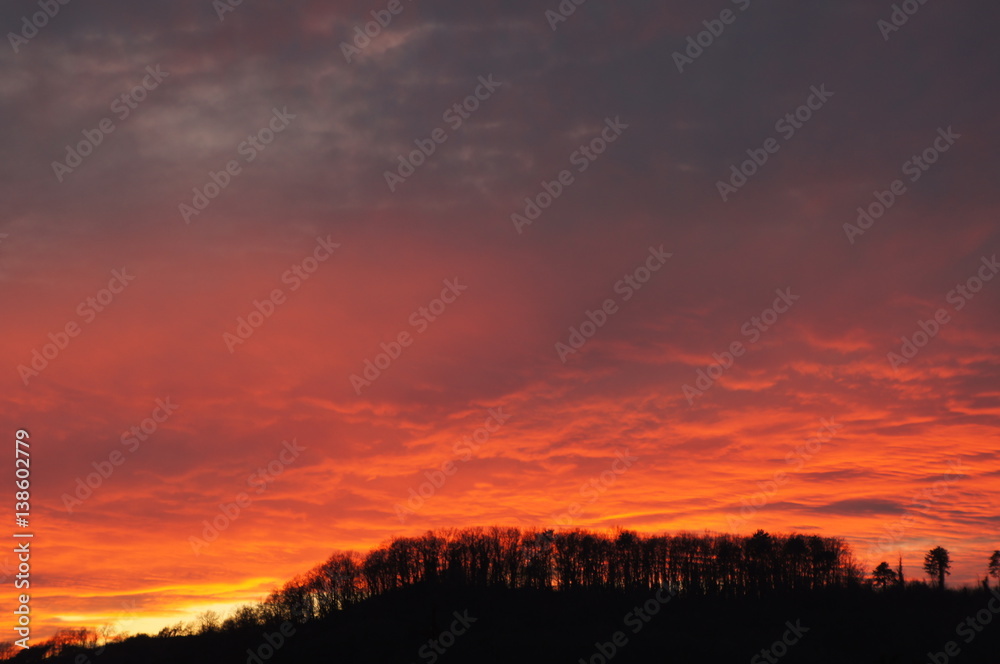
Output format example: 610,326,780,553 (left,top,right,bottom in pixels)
2,0,999,641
